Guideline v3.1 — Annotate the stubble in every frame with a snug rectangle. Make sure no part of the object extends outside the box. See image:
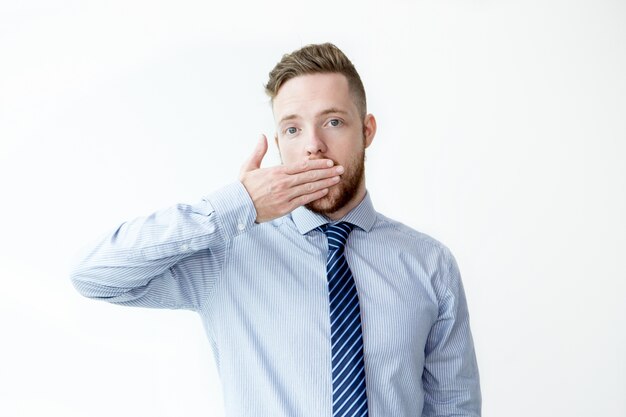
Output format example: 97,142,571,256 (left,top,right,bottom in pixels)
305,146,365,216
